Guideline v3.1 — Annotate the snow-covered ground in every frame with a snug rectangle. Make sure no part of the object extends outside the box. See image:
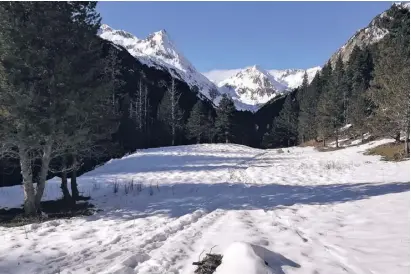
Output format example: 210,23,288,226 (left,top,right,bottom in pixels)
0,140,409,274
